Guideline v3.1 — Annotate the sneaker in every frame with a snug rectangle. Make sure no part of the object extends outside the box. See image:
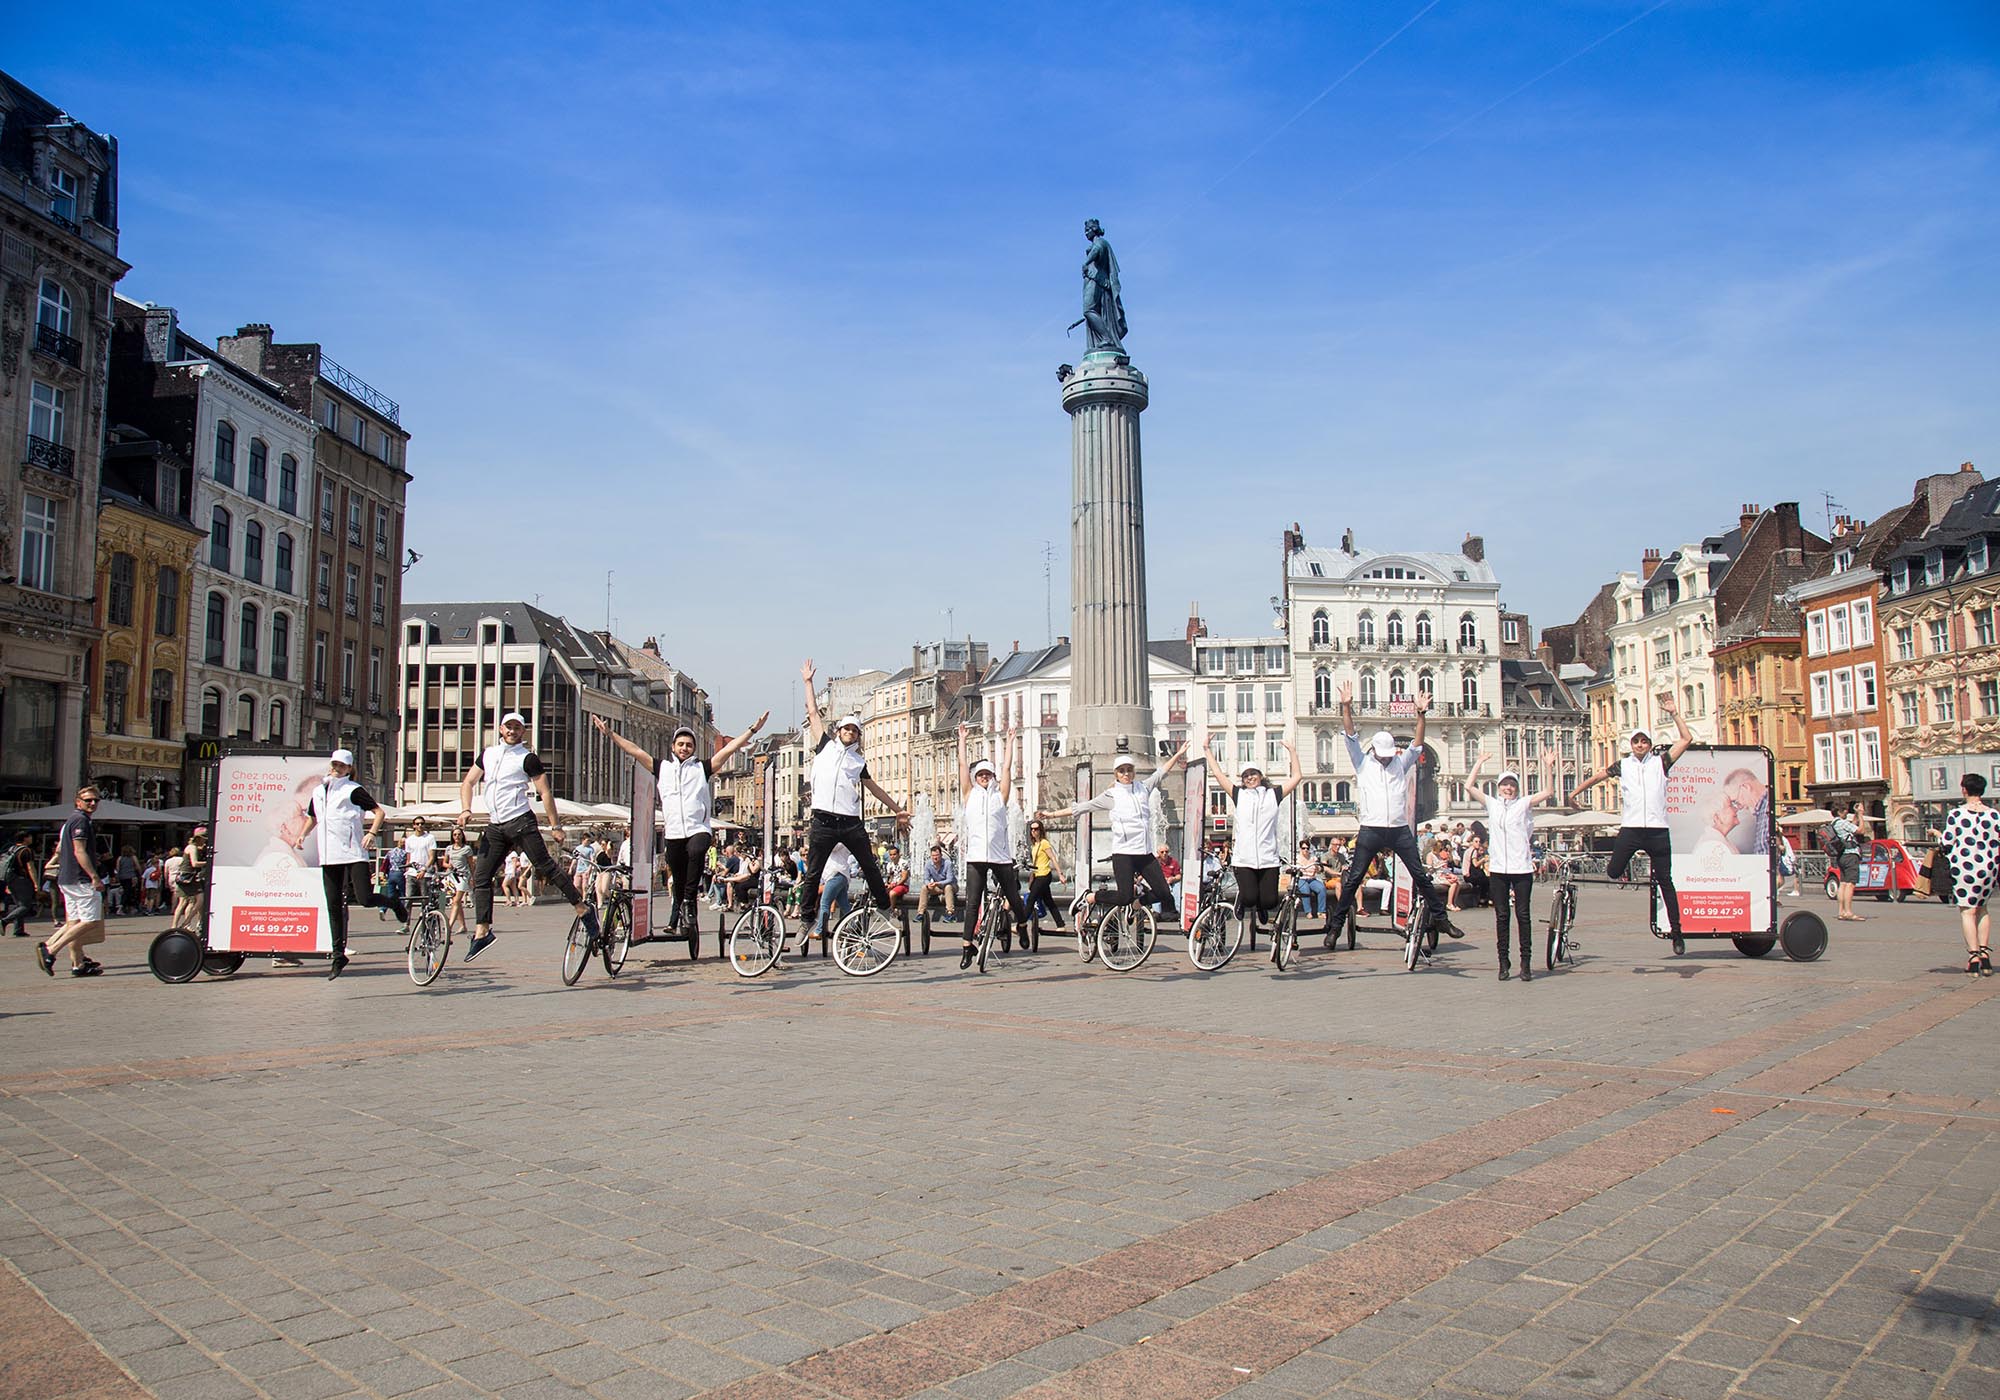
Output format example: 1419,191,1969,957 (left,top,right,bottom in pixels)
35,942,54,977
327,953,349,981
959,944,976,970
70,960,103,978
464,932,496,963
